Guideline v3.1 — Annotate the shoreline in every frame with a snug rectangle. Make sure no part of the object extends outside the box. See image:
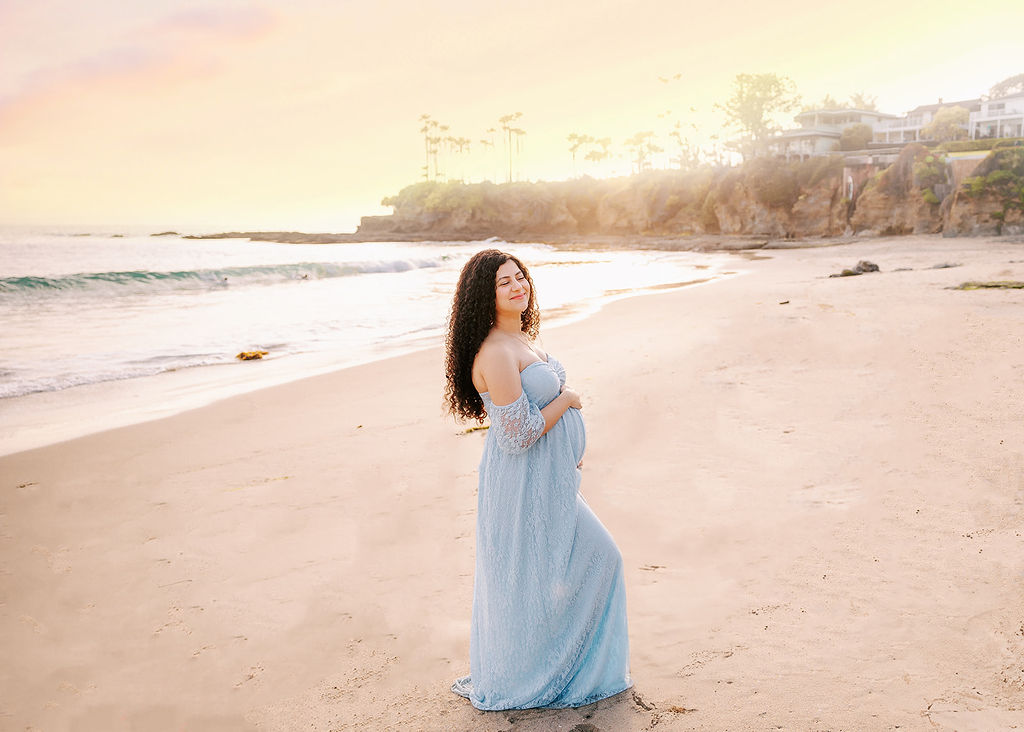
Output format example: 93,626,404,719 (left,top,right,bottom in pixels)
0,264,739,458
0,340,435,458
179,229,892,250
2,234,1023,730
